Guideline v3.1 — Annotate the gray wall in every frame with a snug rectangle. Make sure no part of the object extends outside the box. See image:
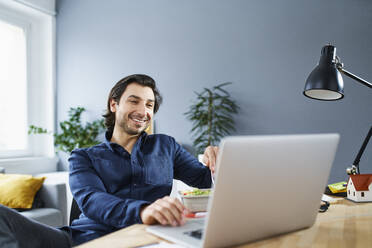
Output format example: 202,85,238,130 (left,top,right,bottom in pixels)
56,0,372,183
